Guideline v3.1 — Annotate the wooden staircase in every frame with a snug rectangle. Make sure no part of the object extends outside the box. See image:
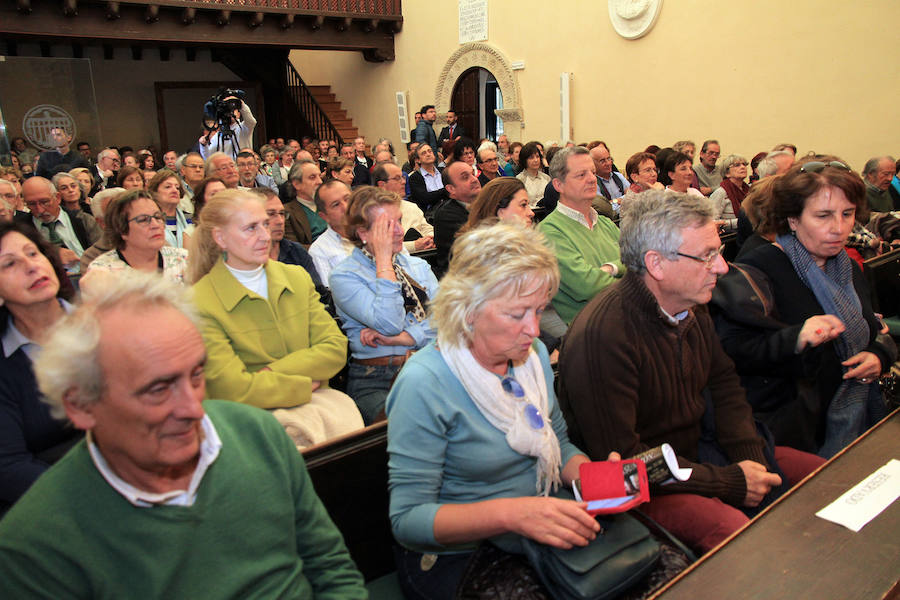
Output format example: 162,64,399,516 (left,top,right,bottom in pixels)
307,85,359,142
